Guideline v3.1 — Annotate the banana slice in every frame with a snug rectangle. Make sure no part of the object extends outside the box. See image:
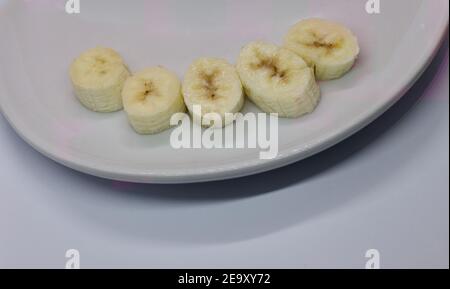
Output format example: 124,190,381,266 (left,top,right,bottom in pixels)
284,18,360,80
236,41,320,118
70,47,130,112
182,58,244,128
122,67,186,135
